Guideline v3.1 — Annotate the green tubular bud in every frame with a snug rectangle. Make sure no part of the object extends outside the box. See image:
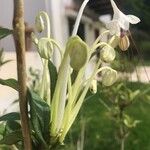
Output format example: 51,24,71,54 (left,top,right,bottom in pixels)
90,79,97,94
102,68,117,86
31,32,38,45
108,36,120,48
38,38,53,59
35,15,44,33
100,45,116,63
67,36,88,71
